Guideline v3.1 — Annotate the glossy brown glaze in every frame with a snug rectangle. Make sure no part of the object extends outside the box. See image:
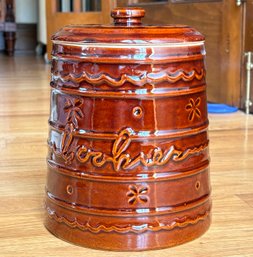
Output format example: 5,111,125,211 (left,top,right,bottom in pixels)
45,7,211,251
